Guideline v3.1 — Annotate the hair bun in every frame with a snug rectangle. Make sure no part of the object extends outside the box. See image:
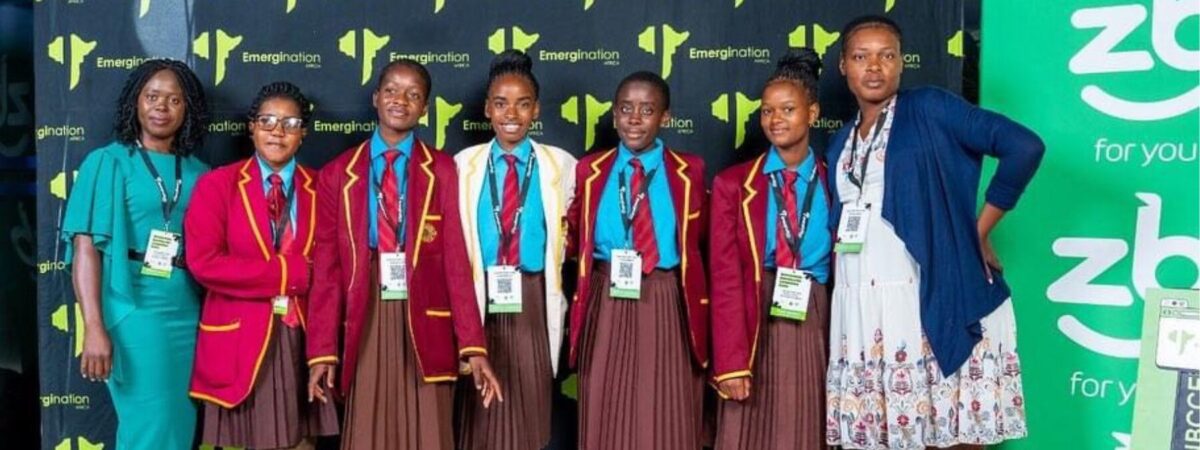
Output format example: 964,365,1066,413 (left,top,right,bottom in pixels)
777,47,822,78
489,49,533,78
